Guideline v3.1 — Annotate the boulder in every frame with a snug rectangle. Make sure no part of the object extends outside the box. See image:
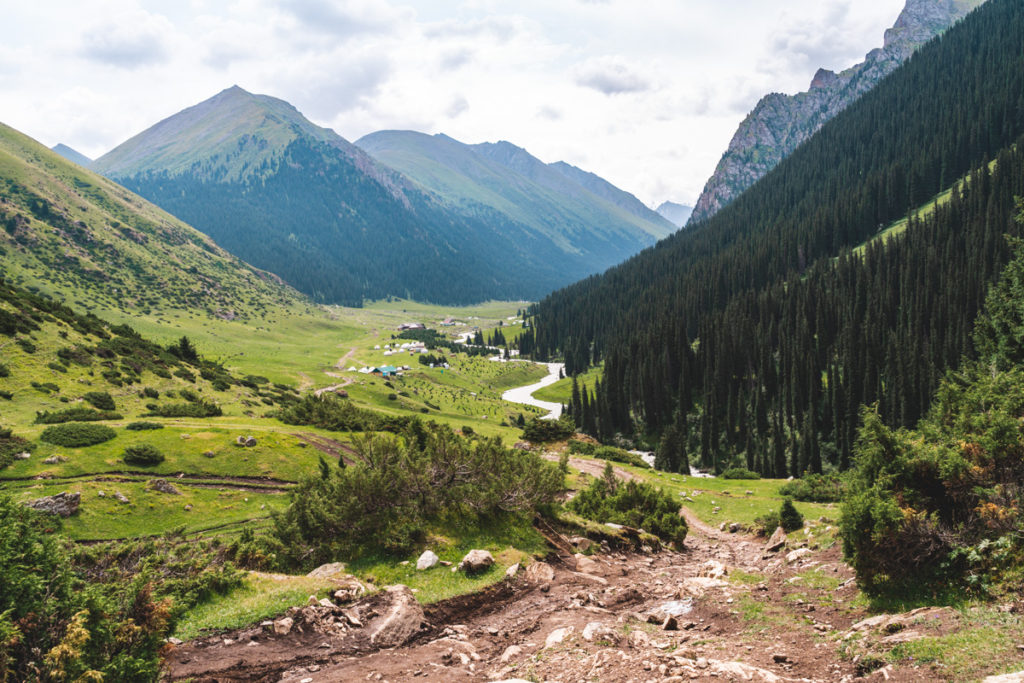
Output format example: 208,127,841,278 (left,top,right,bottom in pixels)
416,550,439,571
14,452,30,460
525,561,555,584
457,549,494,573
984,673,1024,683
368,585,426,648
113,491,129,504
582,621,620,644
500,644,523,663
235,435,258,447
544,626,574,648
42,455,68,465
149,479,181,495
307,562,347,579
574,553,599,573
505,563,520,578
678,577,727,597
697,560,728,579
786,548,812,564
273,617,294,636
332,577,367,603
25,491,80,517
627,630,650,649
765,526,787,552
